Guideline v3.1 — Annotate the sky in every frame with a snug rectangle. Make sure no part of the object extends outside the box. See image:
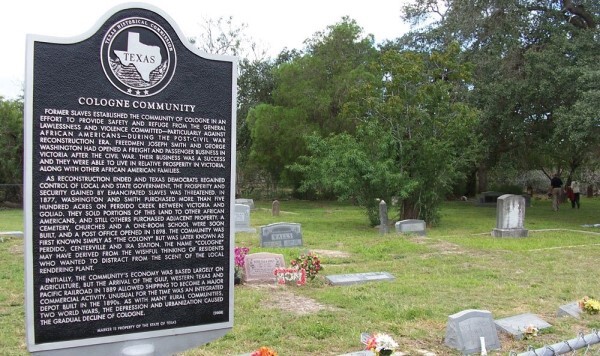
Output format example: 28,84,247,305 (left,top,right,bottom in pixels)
0,0,412,99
